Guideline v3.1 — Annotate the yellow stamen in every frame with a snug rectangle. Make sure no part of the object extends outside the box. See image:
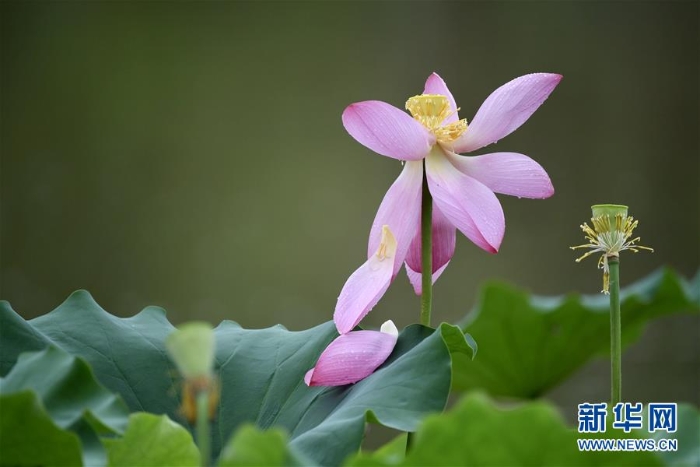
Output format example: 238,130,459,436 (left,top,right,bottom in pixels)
405,94,467,144
570,213,653,294
376,241,387,260
375,225,397,261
